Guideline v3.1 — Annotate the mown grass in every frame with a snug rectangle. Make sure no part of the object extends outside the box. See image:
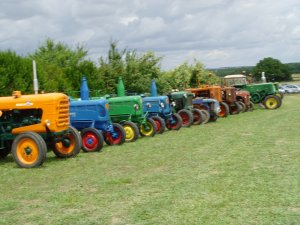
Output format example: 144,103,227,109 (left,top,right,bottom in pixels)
0,95,300,225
